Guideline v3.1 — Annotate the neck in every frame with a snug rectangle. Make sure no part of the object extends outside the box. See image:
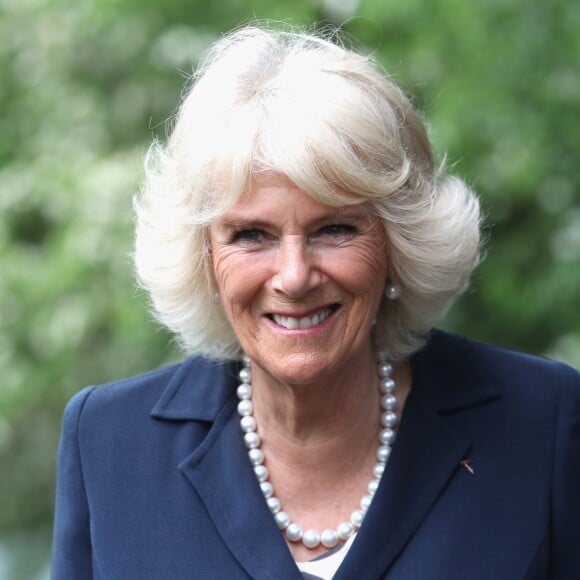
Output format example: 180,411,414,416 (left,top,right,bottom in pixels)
235,350,413,559
251,346,379,446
